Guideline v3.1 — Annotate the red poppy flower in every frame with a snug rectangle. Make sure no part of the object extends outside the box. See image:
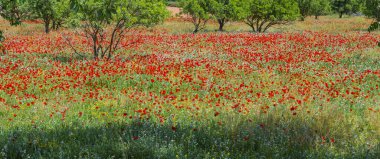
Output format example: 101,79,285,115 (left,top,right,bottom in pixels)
171,126,177,132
